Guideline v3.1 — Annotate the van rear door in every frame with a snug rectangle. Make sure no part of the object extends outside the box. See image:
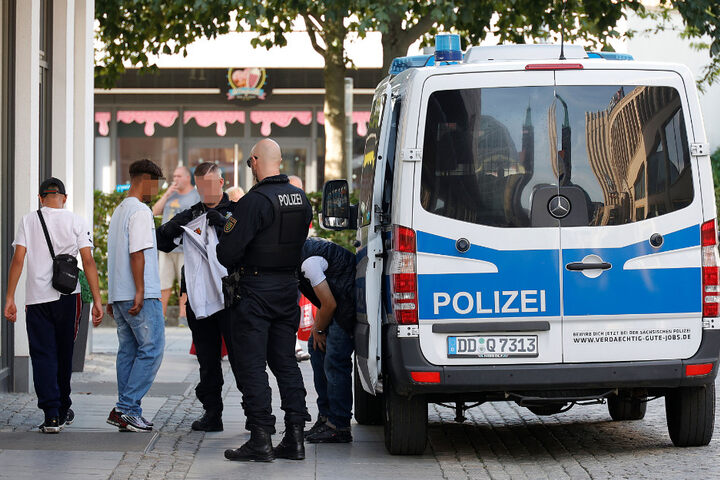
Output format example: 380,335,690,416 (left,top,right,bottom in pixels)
413,71,565,365
554,69,703,362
